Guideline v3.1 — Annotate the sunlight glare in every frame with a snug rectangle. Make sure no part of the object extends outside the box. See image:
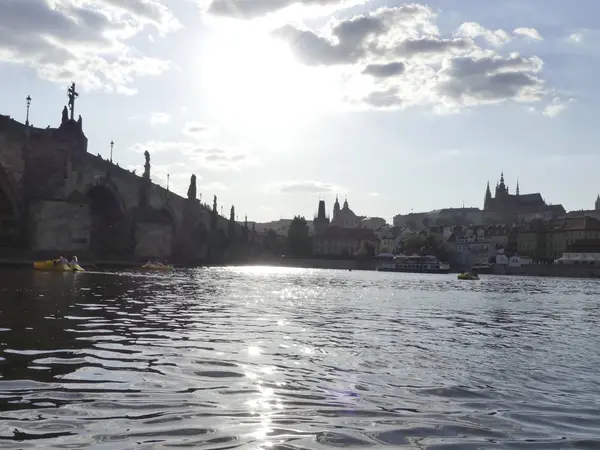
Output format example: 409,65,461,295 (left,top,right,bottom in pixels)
203,23,340,135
